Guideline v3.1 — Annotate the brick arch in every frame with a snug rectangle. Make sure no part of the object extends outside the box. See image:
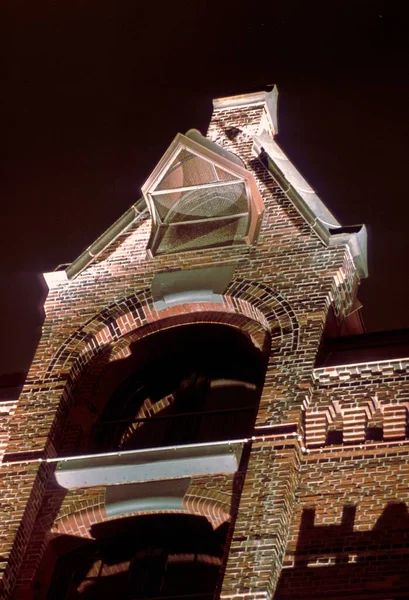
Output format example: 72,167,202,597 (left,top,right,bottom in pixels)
183,484,233,528
63,311,271,436
47,279,298,385
107,308,271,359
39,493,229,597
43,281,298,453
225,278,299,353
52,491,231,539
